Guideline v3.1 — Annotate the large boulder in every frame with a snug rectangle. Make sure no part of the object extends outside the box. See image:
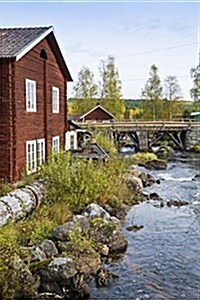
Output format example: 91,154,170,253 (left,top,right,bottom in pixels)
72,215,90,231
52,221,75,241
39,240,58,259
38,257,78,291
156,146,175,160
38,257,92,299
144,159,167,170
138,172,156,187
82,203,111,220
89,218,128,254
126,175,143,194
